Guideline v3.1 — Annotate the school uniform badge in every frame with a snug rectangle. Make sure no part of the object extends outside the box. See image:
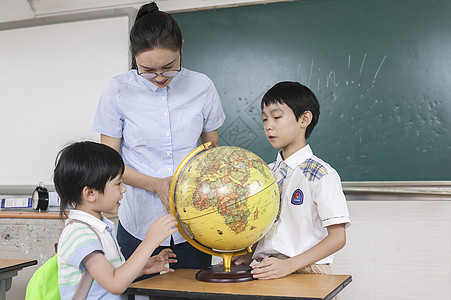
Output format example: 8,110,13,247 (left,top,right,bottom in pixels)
291,189,304,205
